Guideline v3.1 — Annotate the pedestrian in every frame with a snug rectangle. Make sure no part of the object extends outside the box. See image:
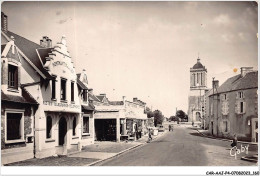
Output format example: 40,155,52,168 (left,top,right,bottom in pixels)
231,134,238,148
147,128,152,143
169,124,171,131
